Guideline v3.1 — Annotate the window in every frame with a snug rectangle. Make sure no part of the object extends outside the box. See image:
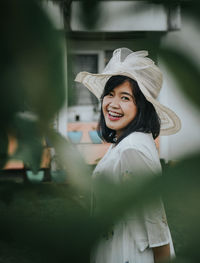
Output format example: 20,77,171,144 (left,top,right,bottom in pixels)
73,54,99,106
